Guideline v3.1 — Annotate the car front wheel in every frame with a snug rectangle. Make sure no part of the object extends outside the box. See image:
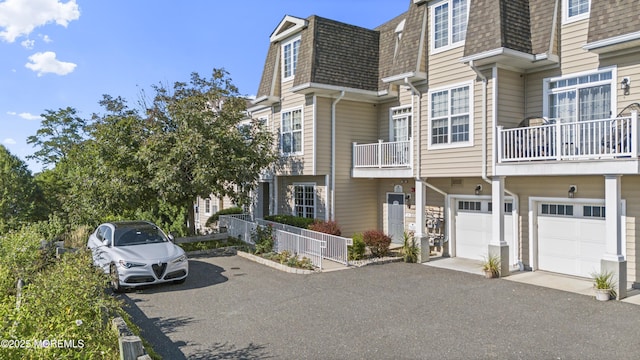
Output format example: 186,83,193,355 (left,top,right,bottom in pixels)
110,264,123,293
